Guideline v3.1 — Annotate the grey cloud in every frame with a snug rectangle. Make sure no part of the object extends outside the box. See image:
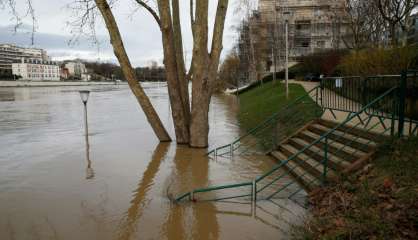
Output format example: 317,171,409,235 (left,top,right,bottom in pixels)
0,0,245,66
